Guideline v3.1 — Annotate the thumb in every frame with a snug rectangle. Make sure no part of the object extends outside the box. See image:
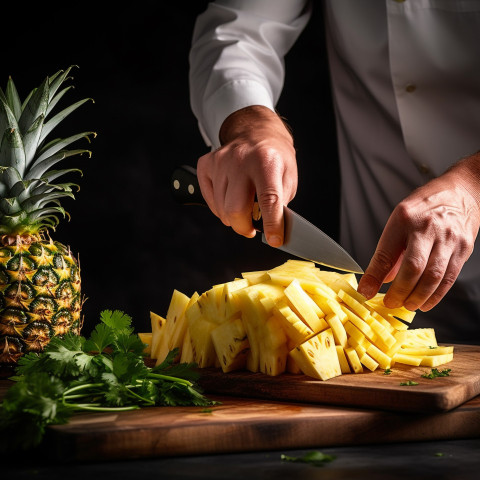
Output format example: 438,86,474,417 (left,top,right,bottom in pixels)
256,190,285,248
357,229,405,299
